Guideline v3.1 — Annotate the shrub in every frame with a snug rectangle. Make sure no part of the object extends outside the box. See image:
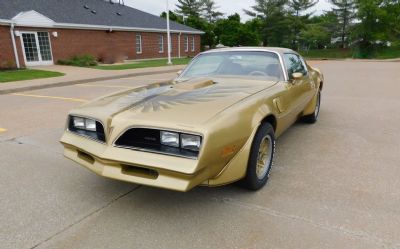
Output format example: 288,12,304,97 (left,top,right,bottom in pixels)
58,54,98,67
